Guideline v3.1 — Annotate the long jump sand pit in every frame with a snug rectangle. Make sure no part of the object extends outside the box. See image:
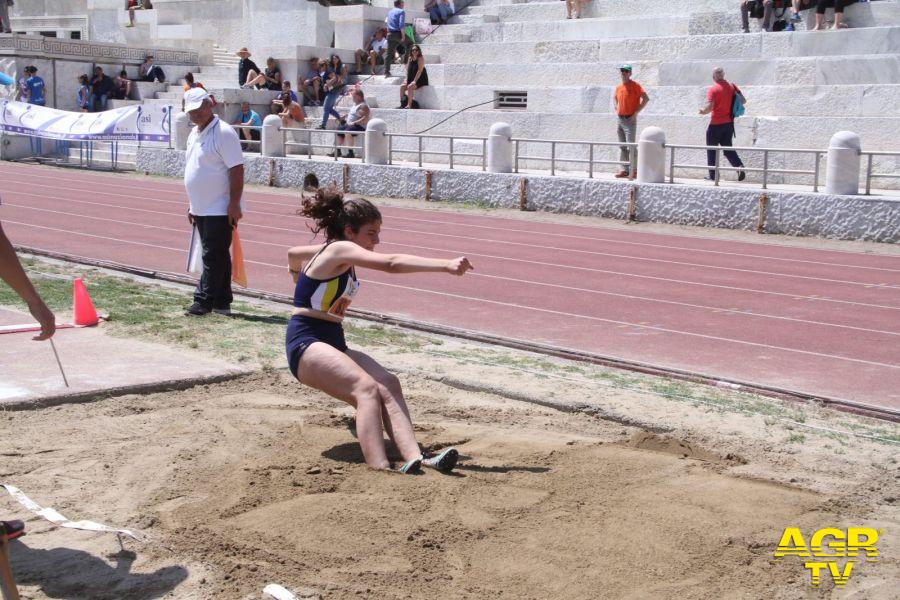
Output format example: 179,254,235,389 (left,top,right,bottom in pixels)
4,368,897,599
